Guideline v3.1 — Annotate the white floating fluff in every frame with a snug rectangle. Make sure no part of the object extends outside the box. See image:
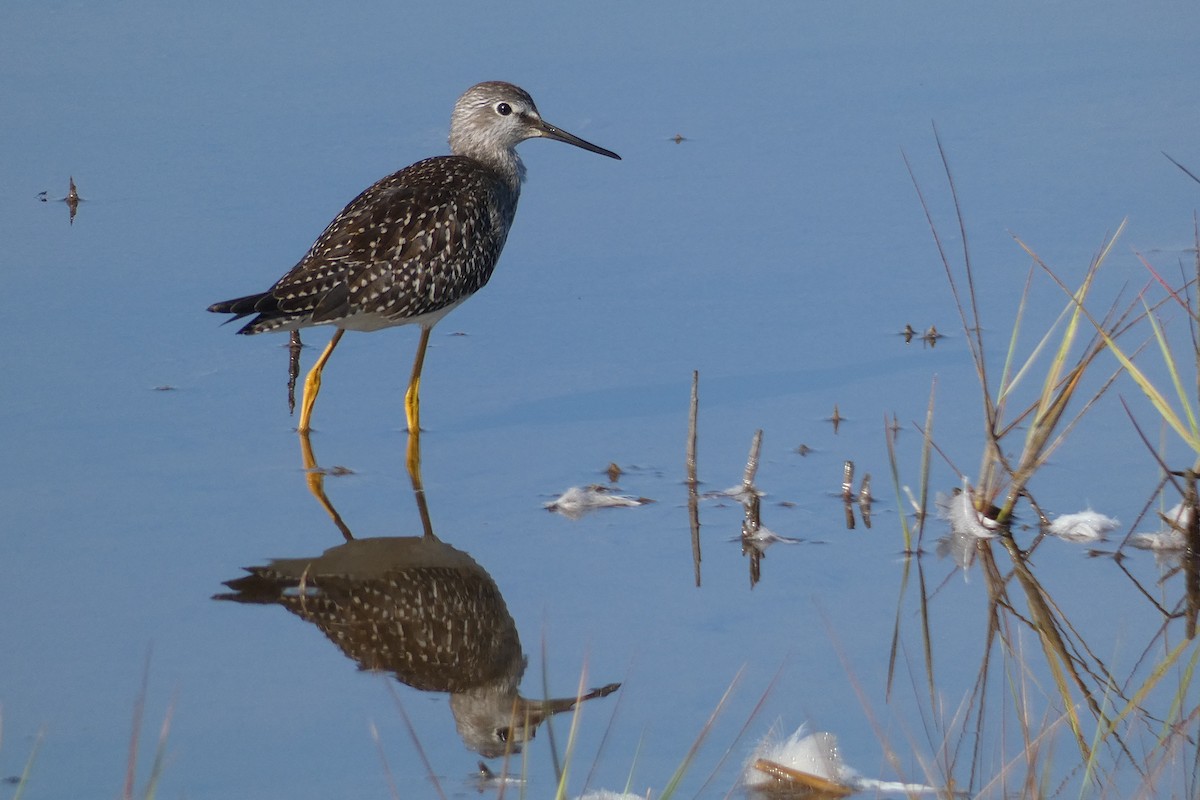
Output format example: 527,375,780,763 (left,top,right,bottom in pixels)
935,485,999,539
1129,502,1193,551
744,726,850,788
1129,529,1187,551
1164,502,1194,530
1048,509,1119,542
710,483,765,503
740,526,803,545
545,485,653,519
